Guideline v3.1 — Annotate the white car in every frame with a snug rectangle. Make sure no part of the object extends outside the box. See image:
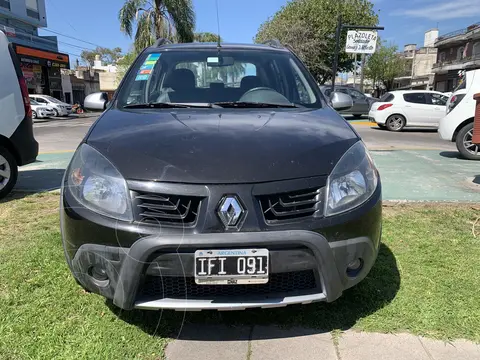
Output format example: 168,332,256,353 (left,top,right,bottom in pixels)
30,99,55,120
0,30,38,198
29,94,72,117
439,70,480,160
368,90,449,131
